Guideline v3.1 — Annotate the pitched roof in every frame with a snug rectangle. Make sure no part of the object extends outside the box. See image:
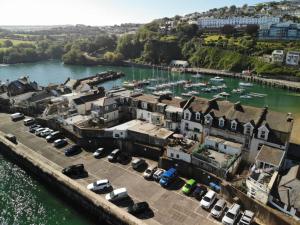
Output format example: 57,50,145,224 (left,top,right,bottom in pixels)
160,97,187,108
73,92,104,105
133,94,158,104
256,145,285,167
264,111,292,133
